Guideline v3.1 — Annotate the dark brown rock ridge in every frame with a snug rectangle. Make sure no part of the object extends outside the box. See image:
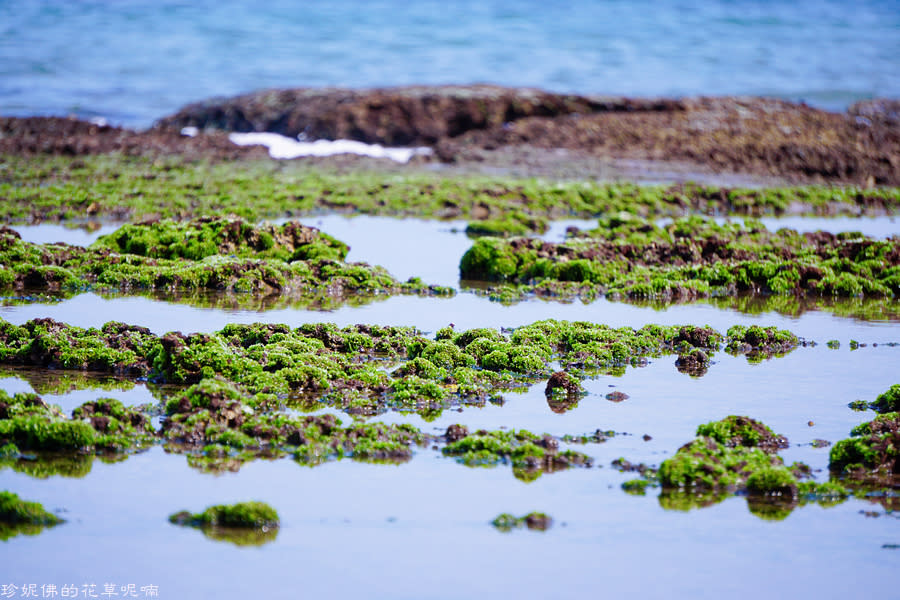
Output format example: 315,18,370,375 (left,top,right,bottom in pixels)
153,84,683,146
152,86,900,185
0,116,267,160
2,85,898,185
